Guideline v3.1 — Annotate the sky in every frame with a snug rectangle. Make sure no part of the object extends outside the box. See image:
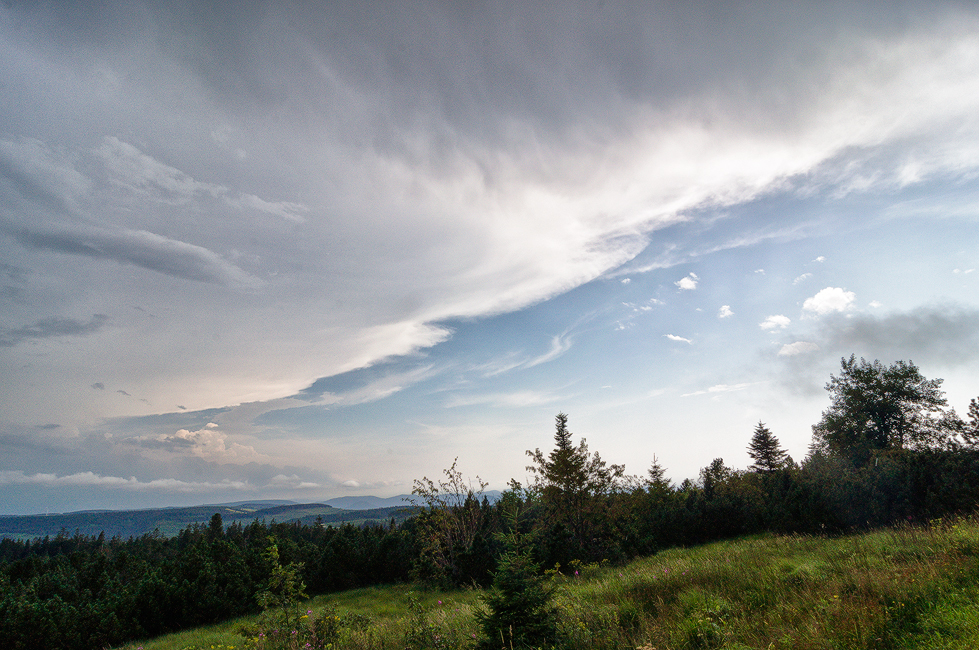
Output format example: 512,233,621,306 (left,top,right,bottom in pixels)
2,1,979,515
